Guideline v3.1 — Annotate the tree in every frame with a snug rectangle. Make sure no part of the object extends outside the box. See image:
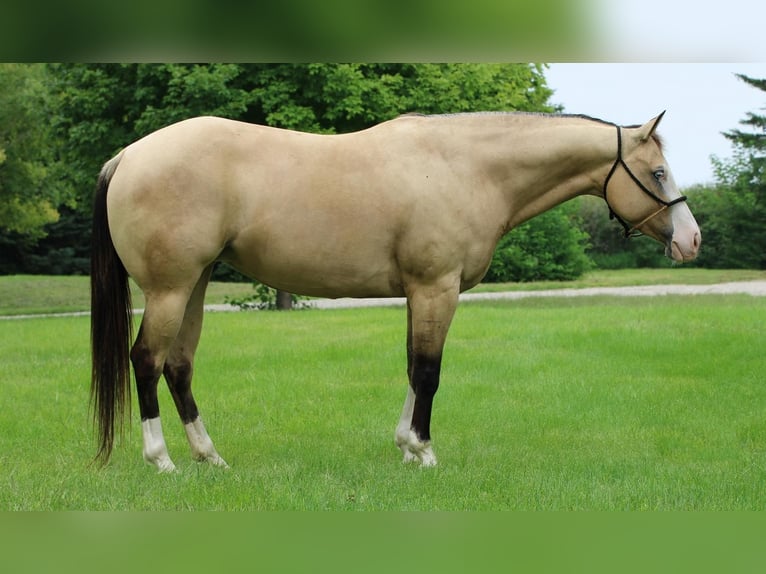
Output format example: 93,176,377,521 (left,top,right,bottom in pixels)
577,196,670,269
724,75,766,155
232,63,564,294
690,73,766,269
8,64,258,279
46,63,255,206
579,73,766,271
485,201,592,282
5,64,595,290
690,151,766,269
0,64,69,239
237,64,555,134
42,63,554,236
